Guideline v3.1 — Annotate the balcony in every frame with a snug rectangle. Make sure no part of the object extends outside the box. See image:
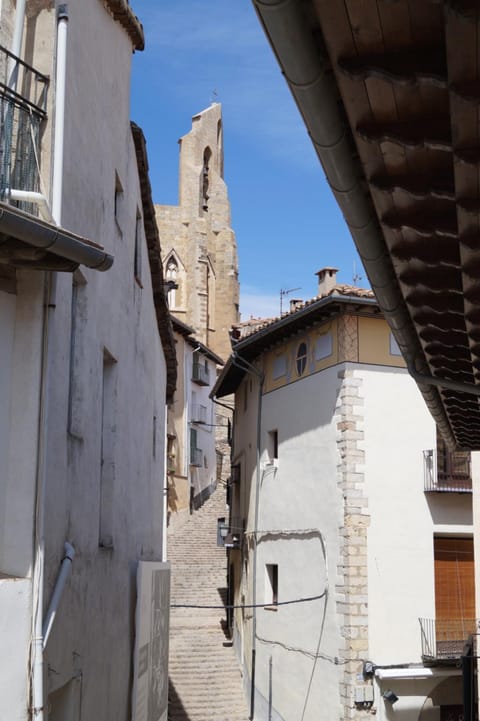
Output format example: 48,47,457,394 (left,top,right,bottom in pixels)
191,403,207,424
423,448,472,493
190,447,203,467
192,361,210,386
419,618,477,663
0,45,49,215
